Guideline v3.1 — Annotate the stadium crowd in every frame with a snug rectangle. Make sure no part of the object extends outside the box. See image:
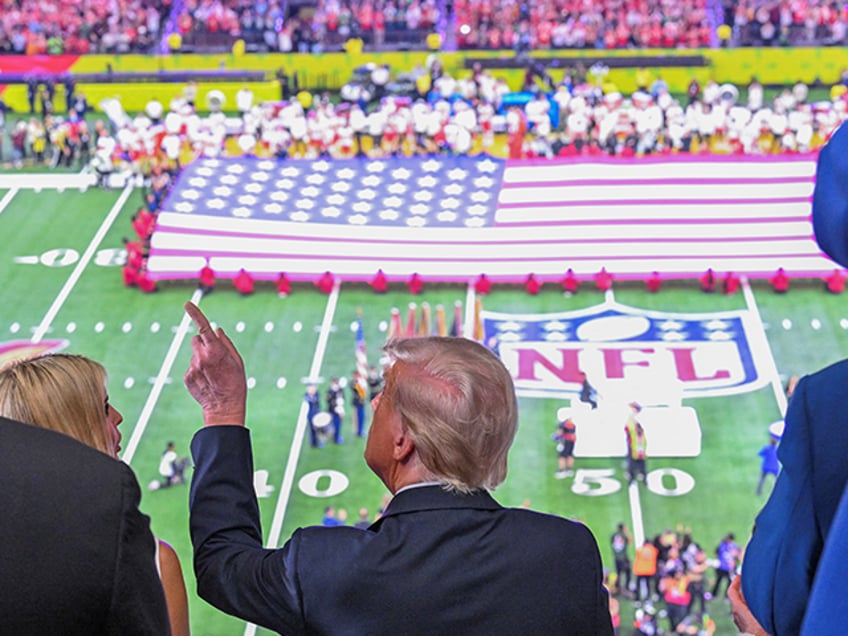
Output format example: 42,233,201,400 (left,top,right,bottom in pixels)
0,0,168,54
453,0,714,50
1,0,847,53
